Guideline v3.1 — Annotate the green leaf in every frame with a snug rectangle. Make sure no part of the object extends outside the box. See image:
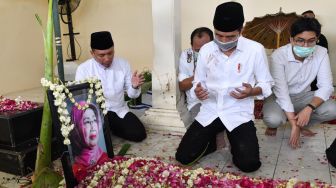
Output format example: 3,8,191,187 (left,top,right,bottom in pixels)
117,143,131,156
